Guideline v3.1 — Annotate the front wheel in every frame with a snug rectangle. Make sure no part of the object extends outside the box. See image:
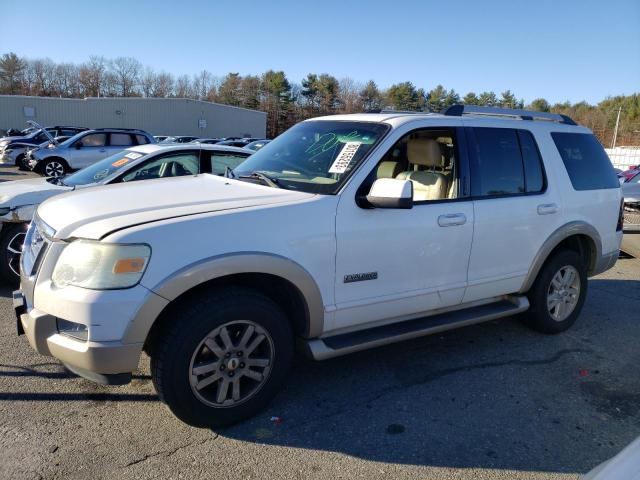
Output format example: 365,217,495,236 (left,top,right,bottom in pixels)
0,223,28,285
523,250,587,334
42,159,67,178
150,288,294,428
16,154,29,171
